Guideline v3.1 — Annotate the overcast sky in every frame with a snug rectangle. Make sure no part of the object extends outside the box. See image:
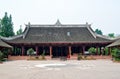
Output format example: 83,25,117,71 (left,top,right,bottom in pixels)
0,0,120,35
